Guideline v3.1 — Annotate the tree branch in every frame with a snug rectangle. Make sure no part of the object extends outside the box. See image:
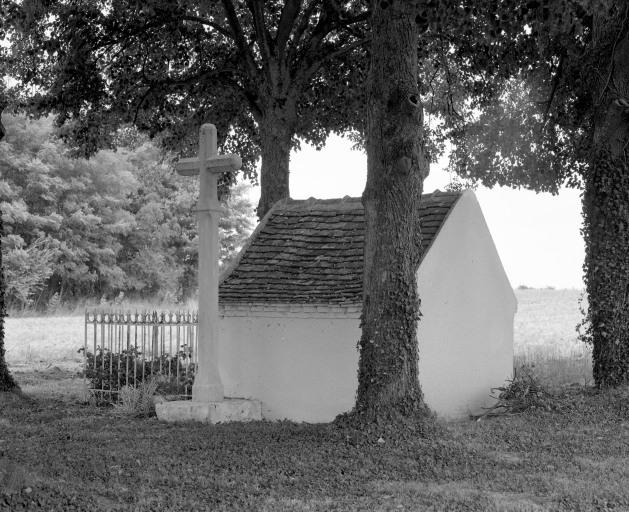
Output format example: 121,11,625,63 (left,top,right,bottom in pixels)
133,64,263,121
541,54,564,130
95,18,177,52
325,0,370,26
288,0,321,62
180,15,235,40
321,37,369,62
292,1,370,88
164,66,240,87
298,36,369,83
133,84,156,124
246,0,275,62
296,6,333,71
220,0,260,79
275,0,303,57
597,2,629,105
338,11,371,27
